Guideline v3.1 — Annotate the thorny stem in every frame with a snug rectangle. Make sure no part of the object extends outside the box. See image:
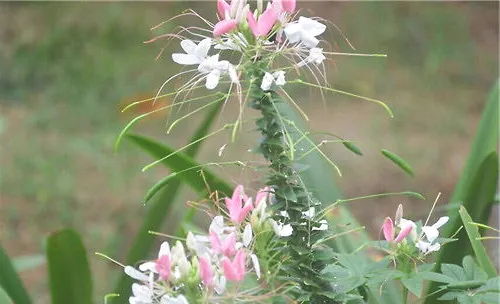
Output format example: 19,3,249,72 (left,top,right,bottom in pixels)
247,61,339,303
